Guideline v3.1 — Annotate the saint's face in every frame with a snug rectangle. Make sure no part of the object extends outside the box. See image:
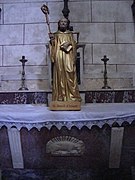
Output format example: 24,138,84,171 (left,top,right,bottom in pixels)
59,18,68,31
